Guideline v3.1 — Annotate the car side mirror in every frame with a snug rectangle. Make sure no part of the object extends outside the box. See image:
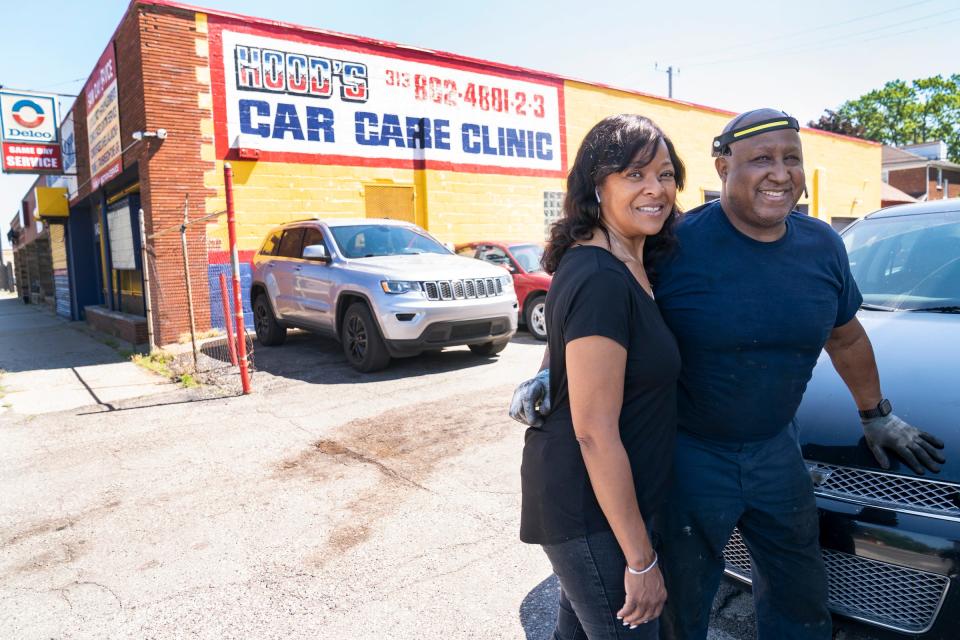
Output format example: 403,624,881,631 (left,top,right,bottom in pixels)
303,244,331,262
